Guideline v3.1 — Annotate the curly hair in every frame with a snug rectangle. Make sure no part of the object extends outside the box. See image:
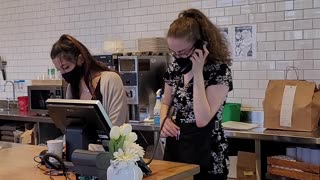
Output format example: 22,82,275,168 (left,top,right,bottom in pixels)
167,9,232,65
